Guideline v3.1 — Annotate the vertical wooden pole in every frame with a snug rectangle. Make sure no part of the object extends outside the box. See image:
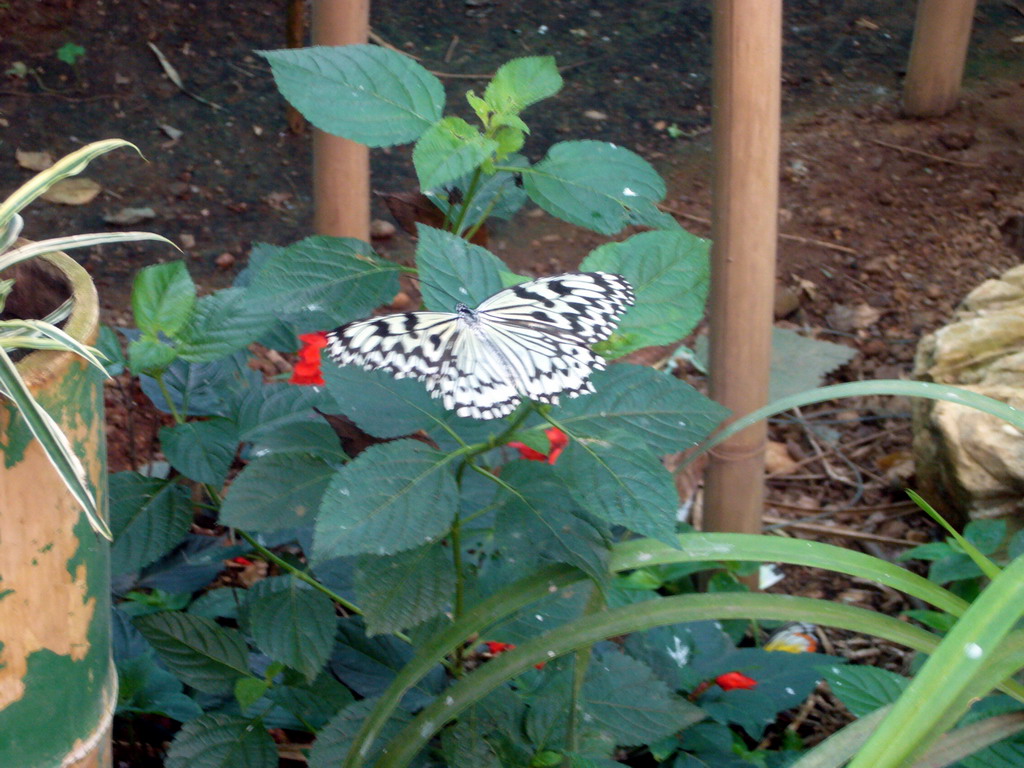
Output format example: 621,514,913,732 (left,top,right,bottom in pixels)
703,0,782,537
312,0,371,240
903,0,977,117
